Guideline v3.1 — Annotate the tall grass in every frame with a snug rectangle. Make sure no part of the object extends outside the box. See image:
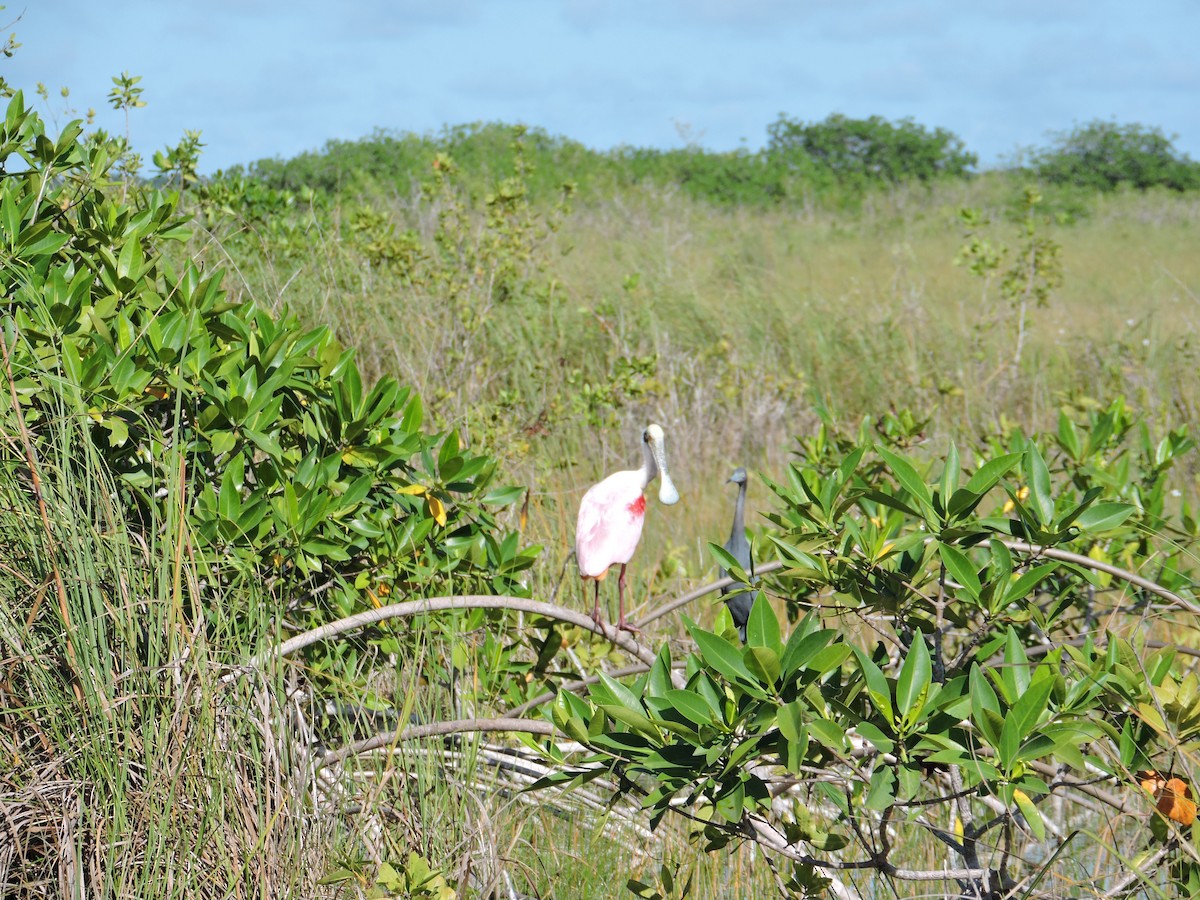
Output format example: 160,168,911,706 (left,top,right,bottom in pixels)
0,389,335,897
206,173,1200,630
